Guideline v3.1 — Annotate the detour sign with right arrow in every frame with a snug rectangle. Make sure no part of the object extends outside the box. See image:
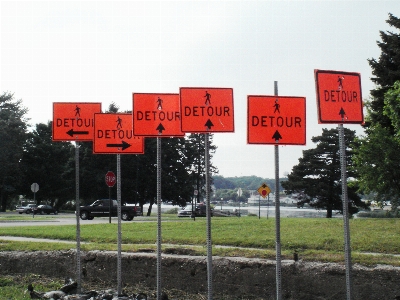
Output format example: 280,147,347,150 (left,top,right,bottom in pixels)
315,69,363,124
247,95,306,145
93,113,144,154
